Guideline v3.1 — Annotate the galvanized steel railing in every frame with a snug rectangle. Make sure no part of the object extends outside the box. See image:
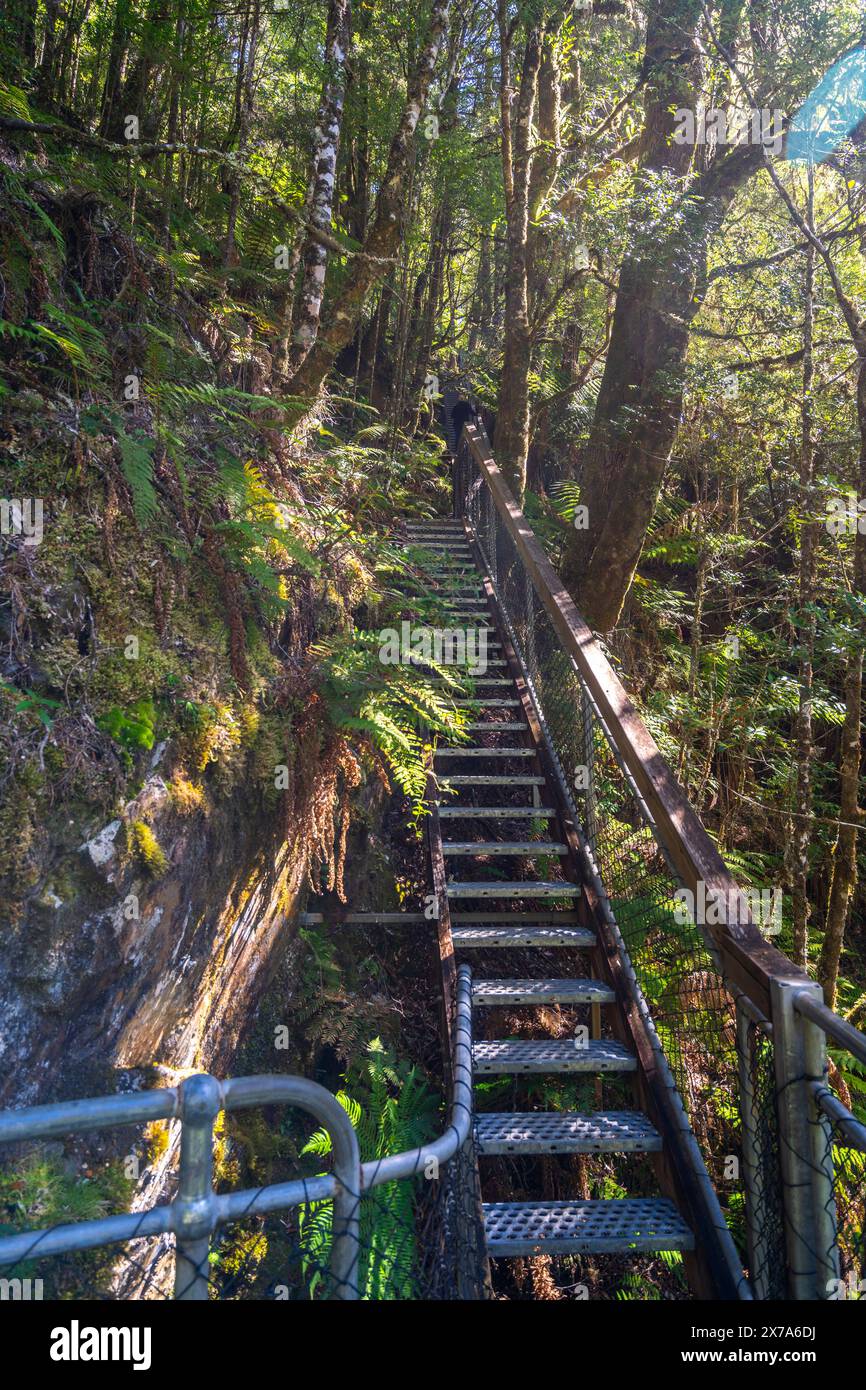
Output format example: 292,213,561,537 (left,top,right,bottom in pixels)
0,965,486,1300
454,418,866,1301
